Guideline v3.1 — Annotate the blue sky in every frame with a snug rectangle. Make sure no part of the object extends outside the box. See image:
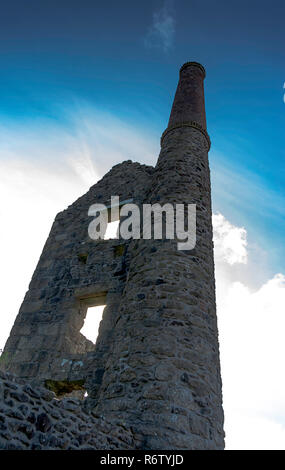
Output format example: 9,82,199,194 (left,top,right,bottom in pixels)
0,0,284,274
0,0,285,449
